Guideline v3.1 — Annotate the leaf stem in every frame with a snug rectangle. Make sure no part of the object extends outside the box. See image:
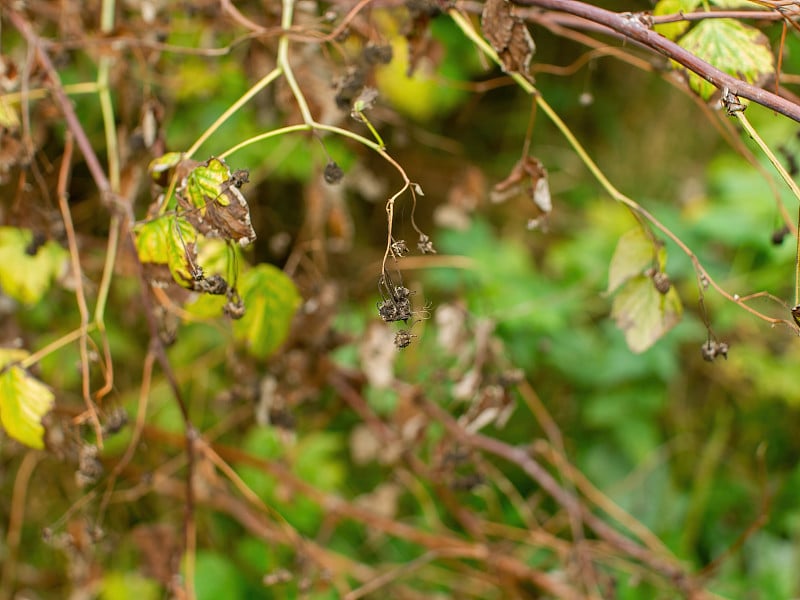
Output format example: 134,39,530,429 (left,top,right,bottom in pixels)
734,109,800,306
185,67,283,159
278,0,315,125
